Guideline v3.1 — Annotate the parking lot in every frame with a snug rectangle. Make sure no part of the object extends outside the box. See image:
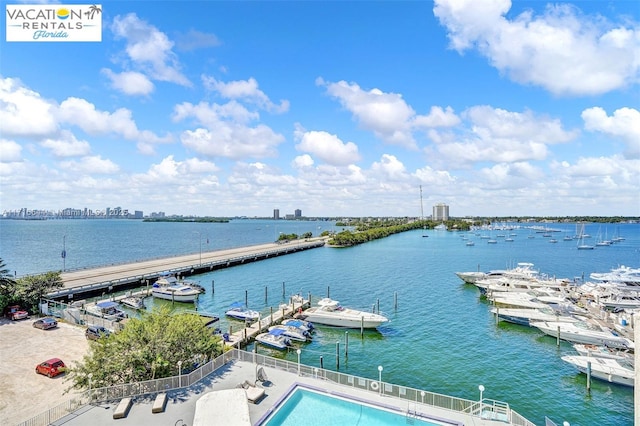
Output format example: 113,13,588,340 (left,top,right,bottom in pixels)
0,317,90,425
